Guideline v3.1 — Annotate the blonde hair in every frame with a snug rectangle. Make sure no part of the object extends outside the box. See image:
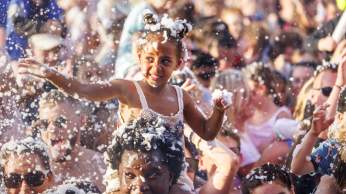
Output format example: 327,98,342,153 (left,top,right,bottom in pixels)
293,78,314,121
